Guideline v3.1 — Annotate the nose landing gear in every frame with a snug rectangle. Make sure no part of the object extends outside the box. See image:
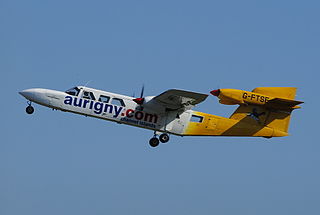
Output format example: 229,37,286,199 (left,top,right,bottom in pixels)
149,132,170,147
25,101,34,114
